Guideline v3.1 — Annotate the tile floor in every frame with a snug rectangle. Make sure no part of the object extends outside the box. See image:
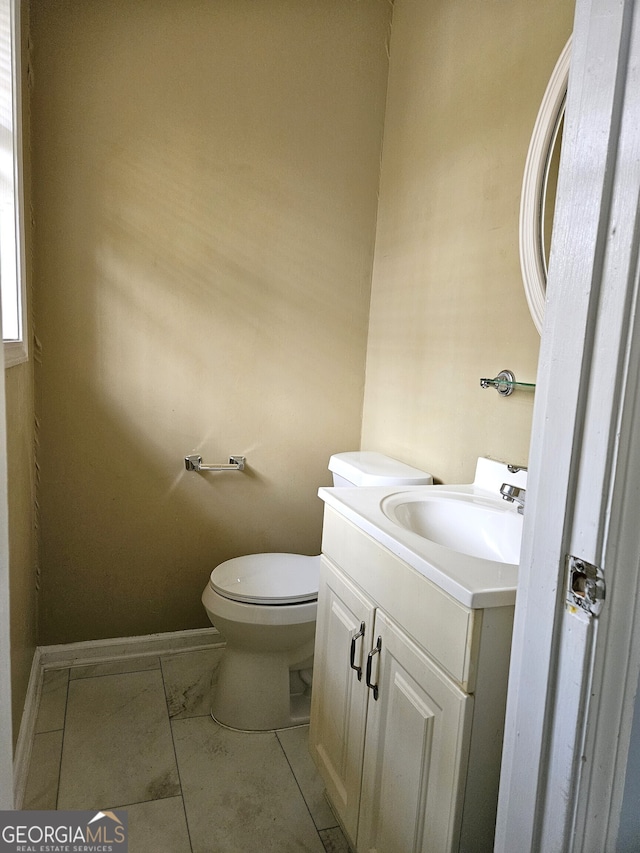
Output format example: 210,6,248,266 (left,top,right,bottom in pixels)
23,648,351,853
